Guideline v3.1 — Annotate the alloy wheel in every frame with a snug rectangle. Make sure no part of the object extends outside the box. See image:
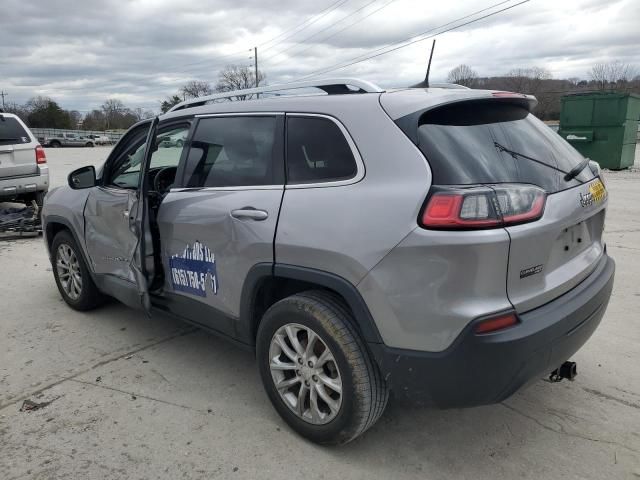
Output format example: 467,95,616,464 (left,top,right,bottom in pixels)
269,323,343,425
56,243,82,300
